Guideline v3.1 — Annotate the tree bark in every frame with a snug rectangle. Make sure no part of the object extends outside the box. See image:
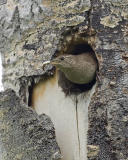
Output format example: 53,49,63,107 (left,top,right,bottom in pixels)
0,0,128,160
0,89,61,160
